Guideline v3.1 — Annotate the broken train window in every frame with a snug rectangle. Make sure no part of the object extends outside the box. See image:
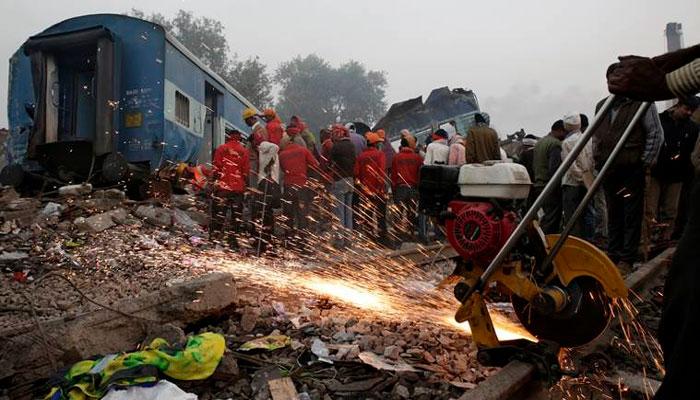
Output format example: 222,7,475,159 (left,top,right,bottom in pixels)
175,90,190,128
